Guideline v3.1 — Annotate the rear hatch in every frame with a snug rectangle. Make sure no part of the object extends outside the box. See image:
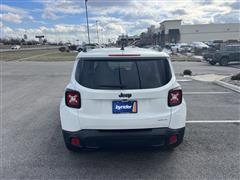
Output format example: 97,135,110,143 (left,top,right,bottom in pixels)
74,57,173,129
